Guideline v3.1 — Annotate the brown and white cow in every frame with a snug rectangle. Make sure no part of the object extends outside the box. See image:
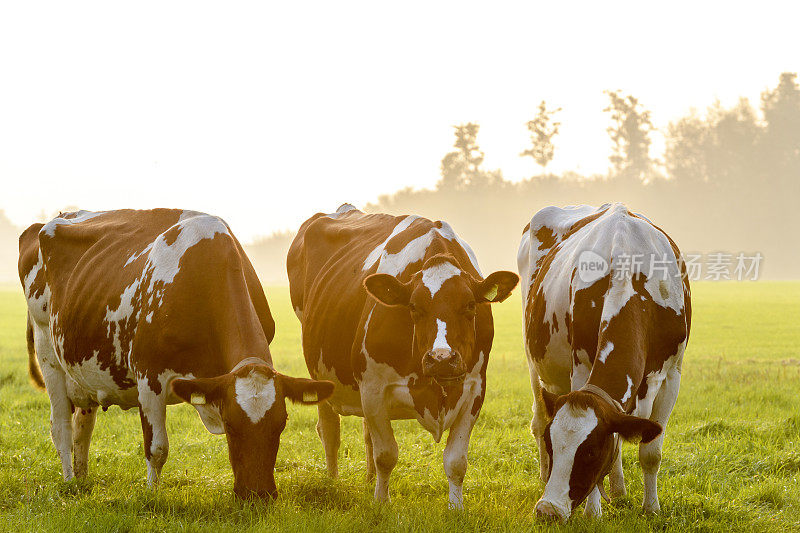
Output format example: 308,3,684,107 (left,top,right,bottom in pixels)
19,209,333,499
287,204,518,508
518,203,691,520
